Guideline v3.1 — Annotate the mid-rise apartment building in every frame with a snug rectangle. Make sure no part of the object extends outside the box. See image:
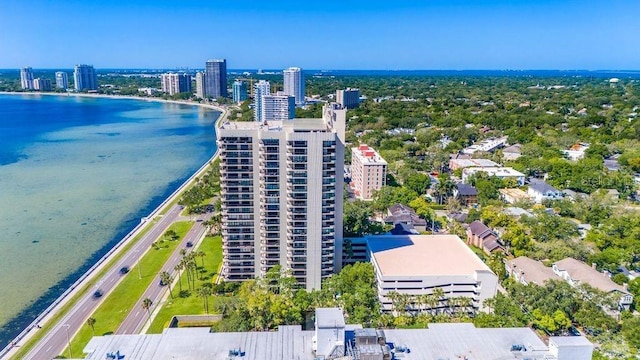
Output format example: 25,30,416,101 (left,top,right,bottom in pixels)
161,72,191,95
350,144,386,200
20,67,34,90
336,88,360,109
73,64,98,91
217,103,346,290
55,71,68,90
261,92,296,121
